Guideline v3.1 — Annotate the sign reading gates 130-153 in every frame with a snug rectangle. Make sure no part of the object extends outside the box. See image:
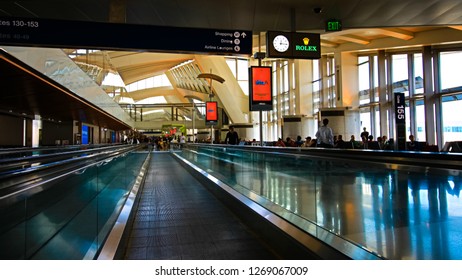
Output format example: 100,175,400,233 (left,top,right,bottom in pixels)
0,17,252,55
266,31,321,59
